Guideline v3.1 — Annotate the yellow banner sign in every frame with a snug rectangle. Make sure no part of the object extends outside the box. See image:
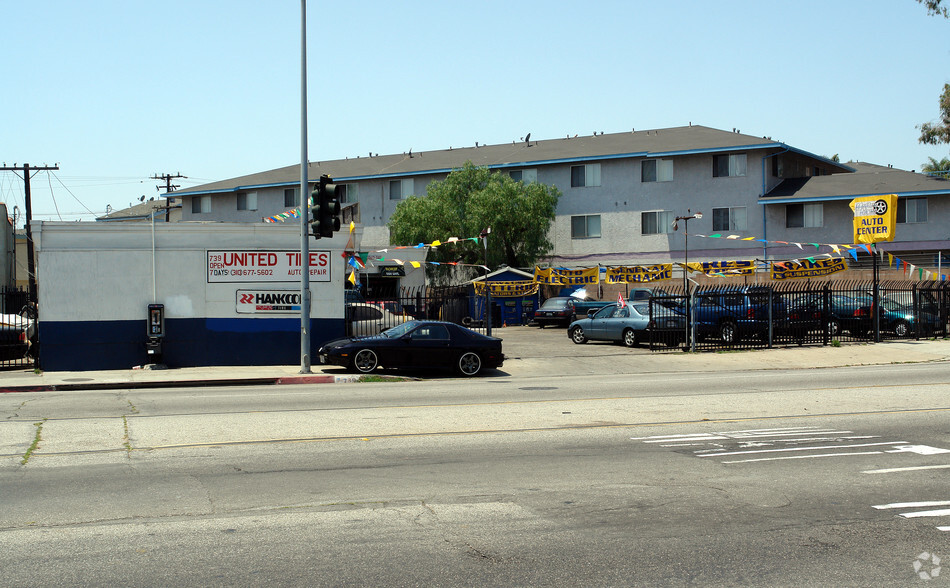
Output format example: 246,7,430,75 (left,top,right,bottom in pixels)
473,280,539,297
534,267,600,285
604,265,672,284
770,257,848,281
685,260,756,276
850,194,897,244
